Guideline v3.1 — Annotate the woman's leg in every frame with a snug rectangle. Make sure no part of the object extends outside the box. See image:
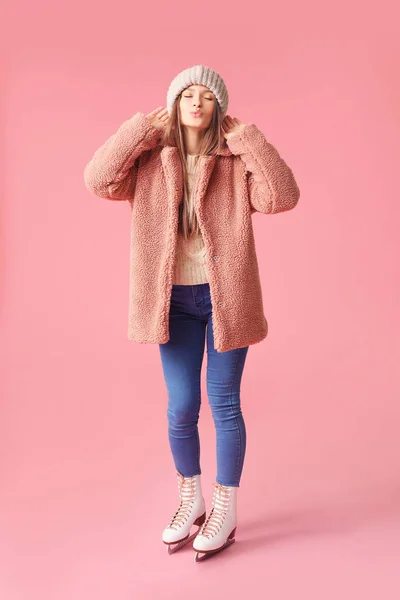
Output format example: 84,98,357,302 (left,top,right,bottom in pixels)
158,284,207,478
205,302,249,488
